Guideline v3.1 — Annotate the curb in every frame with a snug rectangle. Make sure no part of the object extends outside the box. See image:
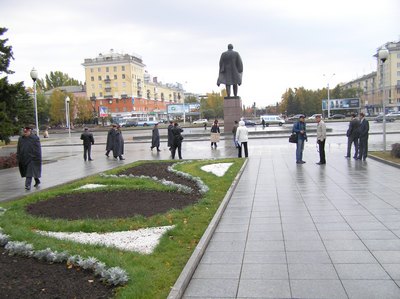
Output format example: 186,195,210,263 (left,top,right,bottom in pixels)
167,159,249,299
368,154,400,169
